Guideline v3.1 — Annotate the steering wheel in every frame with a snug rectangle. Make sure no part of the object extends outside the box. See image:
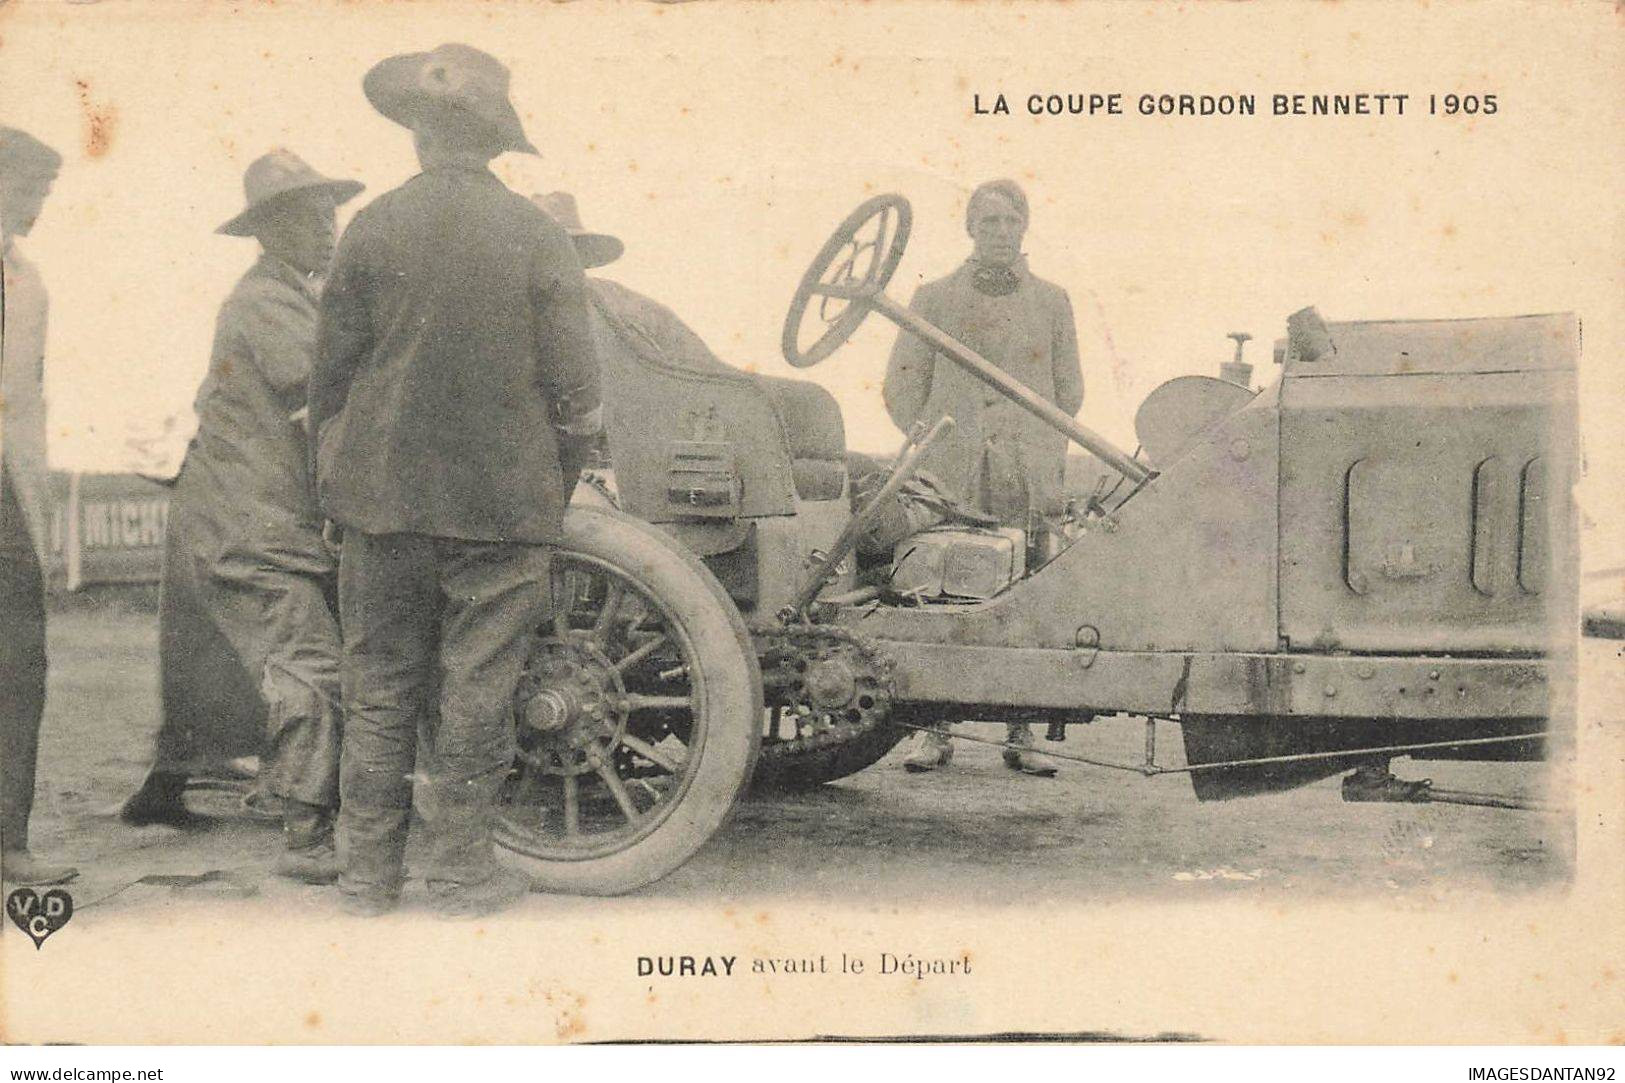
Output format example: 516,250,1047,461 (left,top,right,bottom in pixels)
781,194,912,369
